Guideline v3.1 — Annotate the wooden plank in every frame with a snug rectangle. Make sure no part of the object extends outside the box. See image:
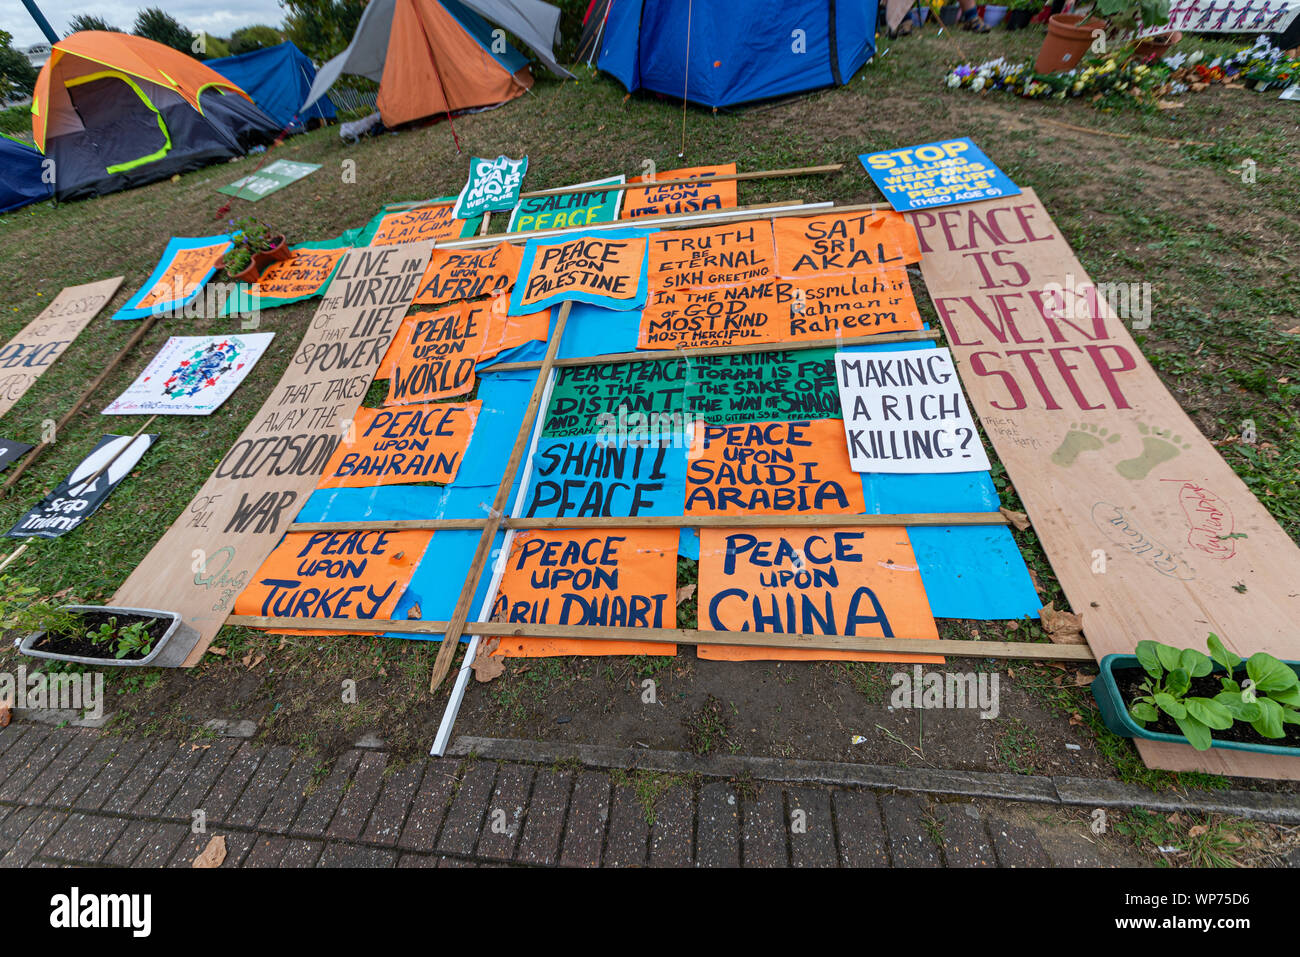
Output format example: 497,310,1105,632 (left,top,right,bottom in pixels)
911,188,1300,780
226,616,1097,661
427,300,573,691
287,512,1008,533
